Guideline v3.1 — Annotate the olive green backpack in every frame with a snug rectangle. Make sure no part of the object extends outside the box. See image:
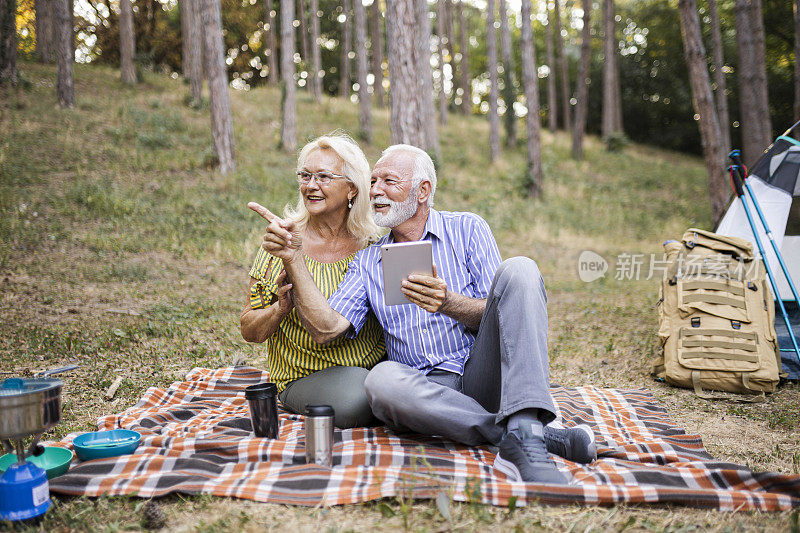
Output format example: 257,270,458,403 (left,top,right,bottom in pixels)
653,228,783,398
